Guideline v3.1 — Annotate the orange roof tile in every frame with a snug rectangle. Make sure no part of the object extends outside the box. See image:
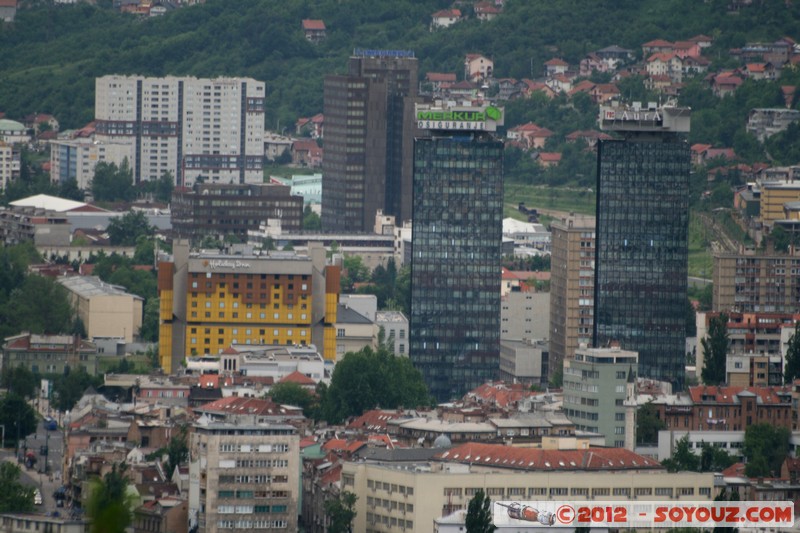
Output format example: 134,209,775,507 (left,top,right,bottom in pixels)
302,19,325,30
279,370,315,385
